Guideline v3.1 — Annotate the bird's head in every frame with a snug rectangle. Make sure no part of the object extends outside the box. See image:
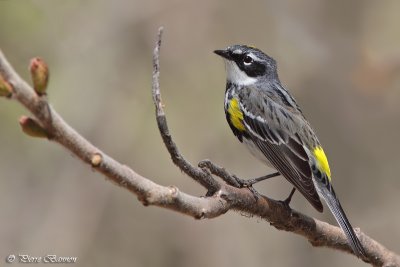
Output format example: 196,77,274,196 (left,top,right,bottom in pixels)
214,45,278,85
